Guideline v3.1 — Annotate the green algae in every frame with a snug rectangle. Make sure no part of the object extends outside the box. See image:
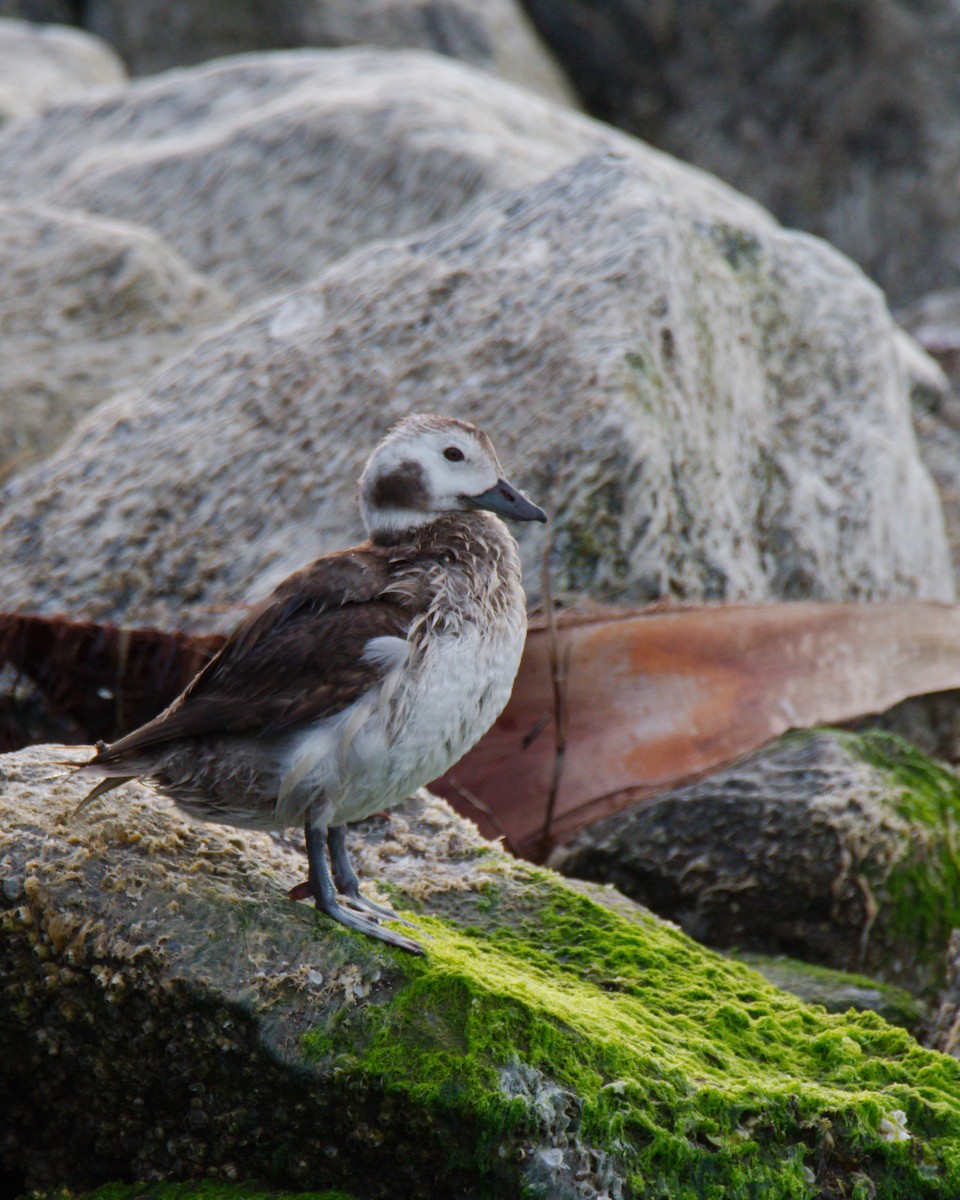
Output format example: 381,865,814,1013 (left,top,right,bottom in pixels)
302,866,960,1198
44,1185,356,1200
735,952,928,1030
837,730,960,988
